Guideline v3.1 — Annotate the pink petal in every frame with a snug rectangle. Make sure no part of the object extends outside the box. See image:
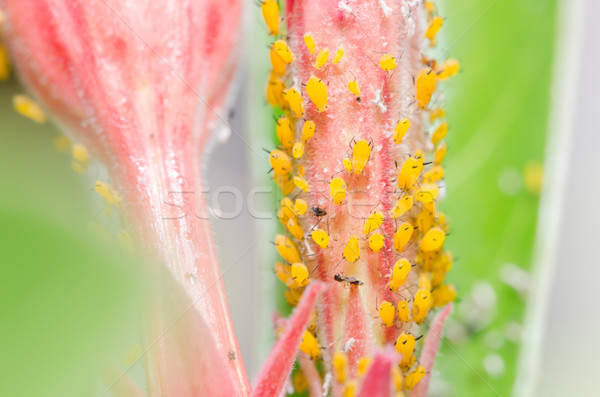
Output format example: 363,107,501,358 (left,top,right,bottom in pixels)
298,355,324,397
143,265,239,396
356,346,399,397
252,282,325,397
411,304,453,397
